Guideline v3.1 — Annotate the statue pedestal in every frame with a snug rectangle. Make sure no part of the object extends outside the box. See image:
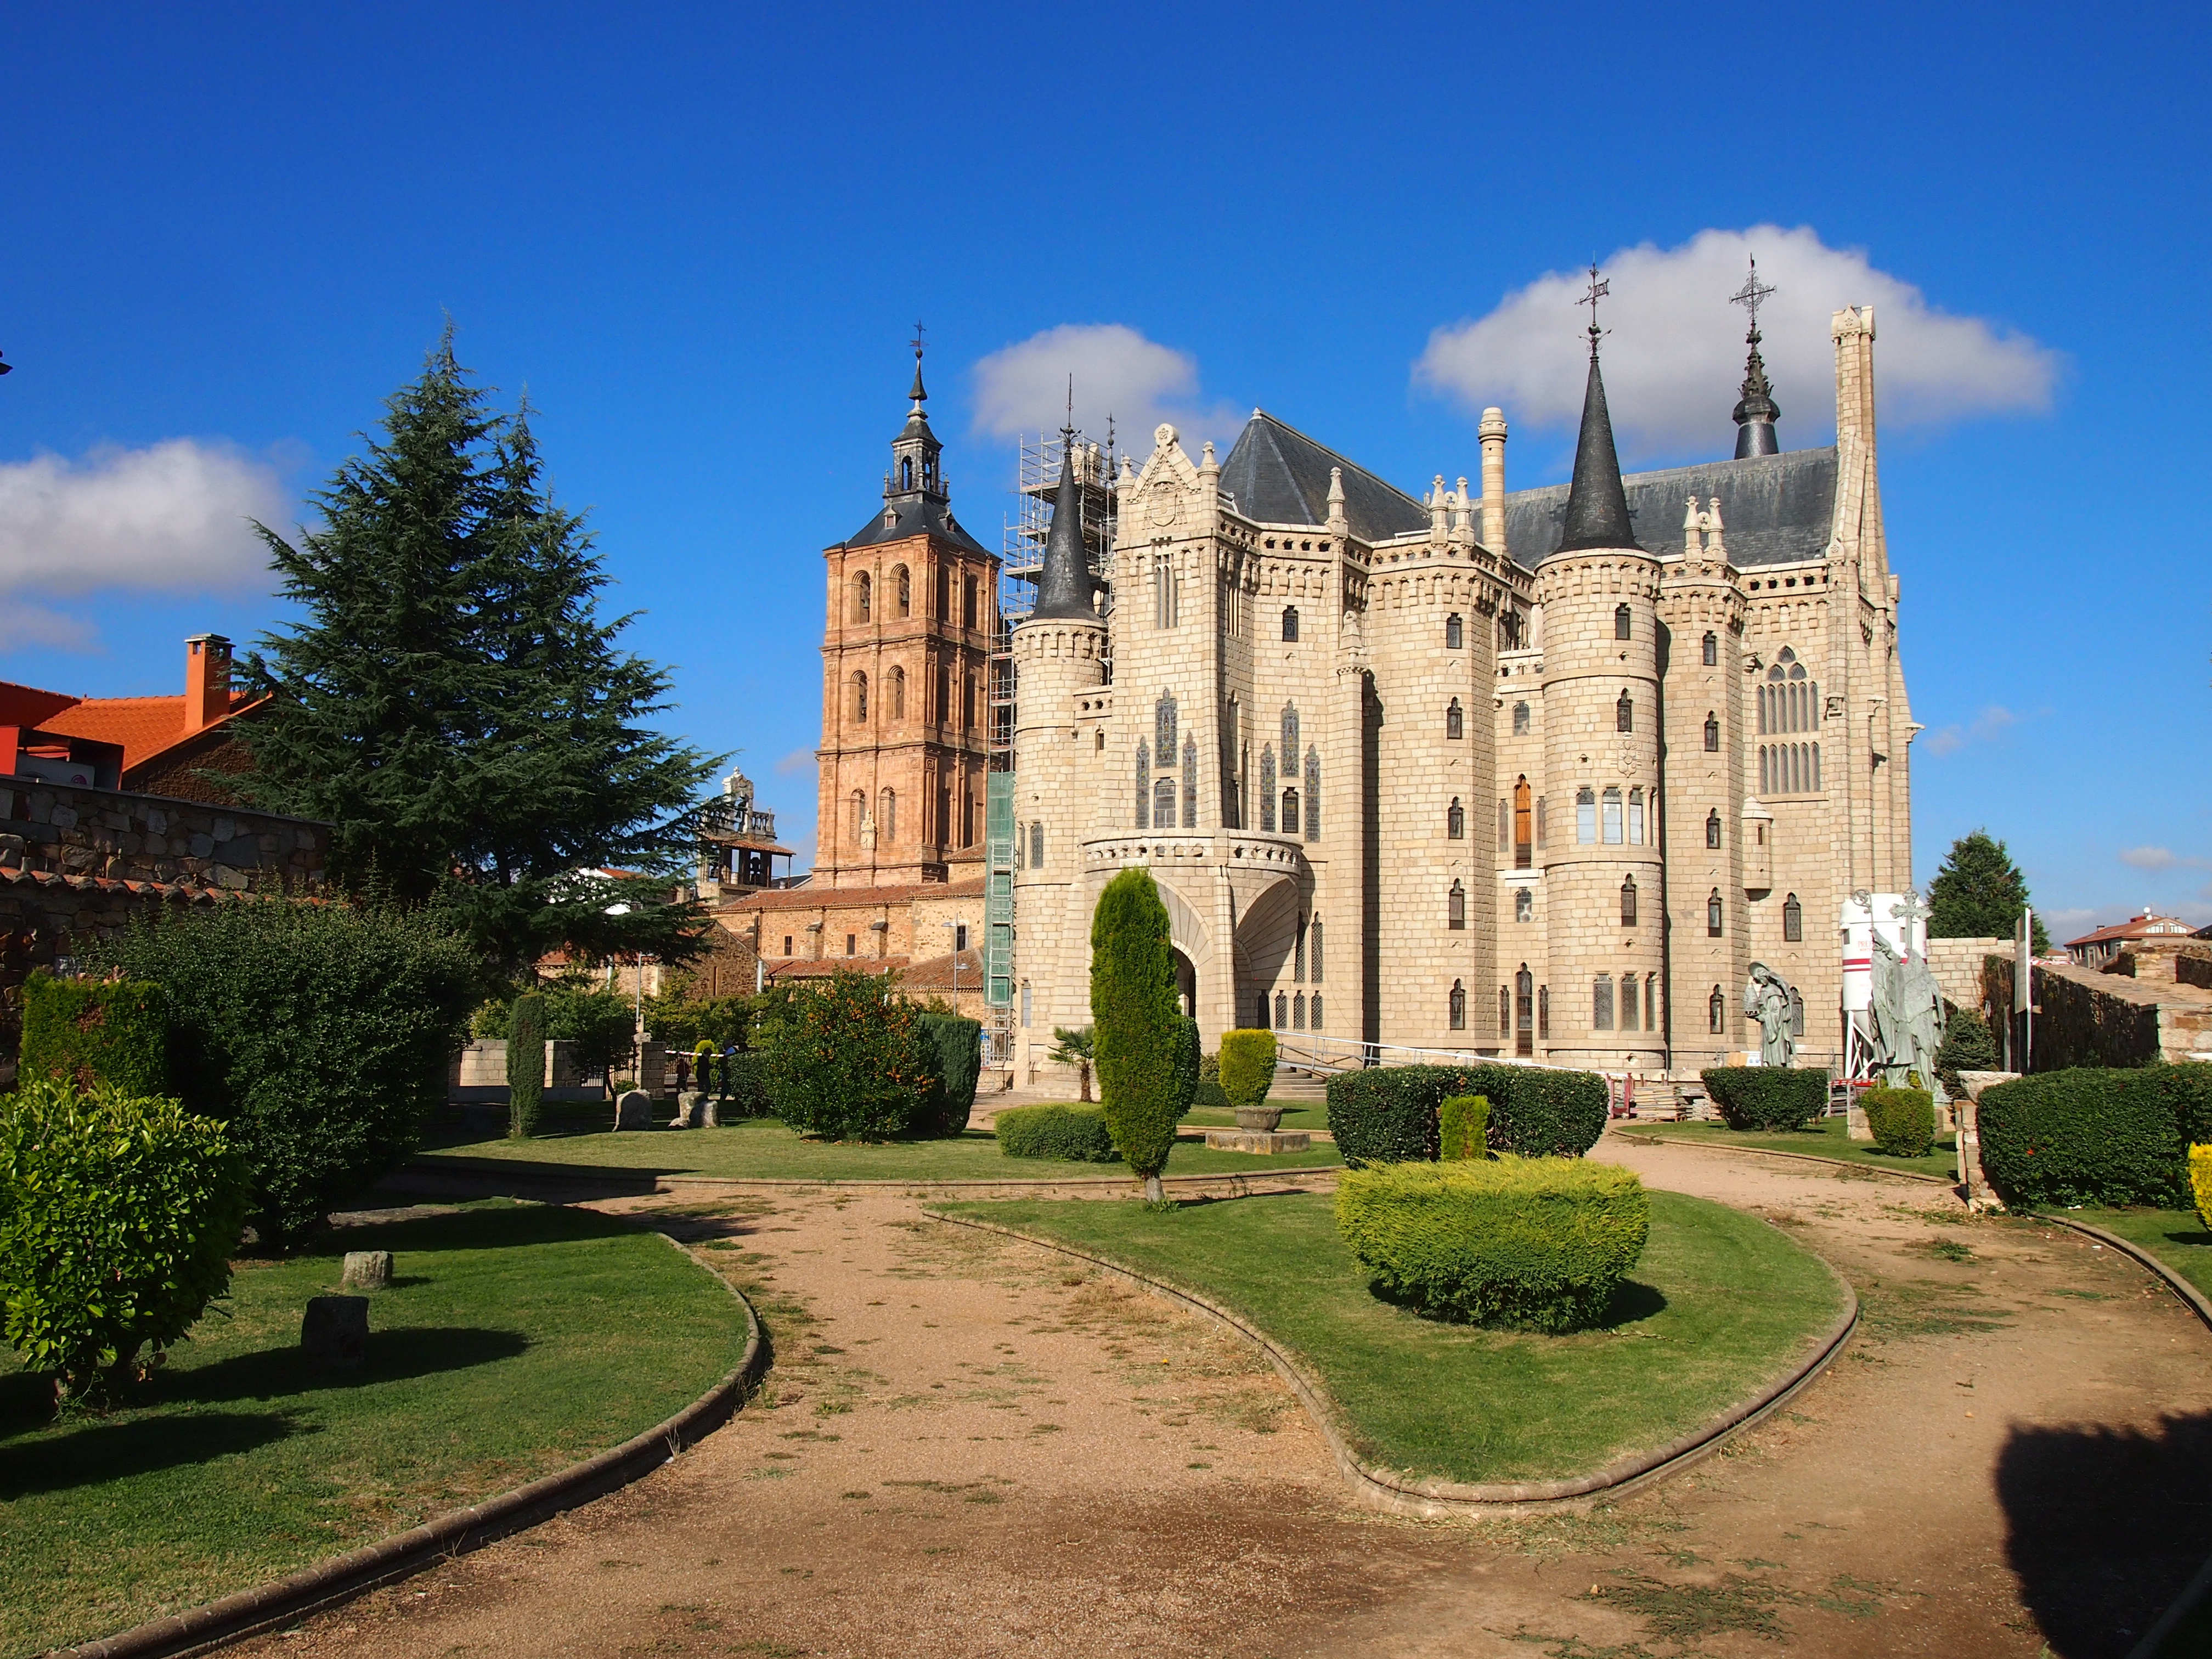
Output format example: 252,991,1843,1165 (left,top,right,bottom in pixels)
1847,1096,1872,1141
1203,1129,1311,1155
